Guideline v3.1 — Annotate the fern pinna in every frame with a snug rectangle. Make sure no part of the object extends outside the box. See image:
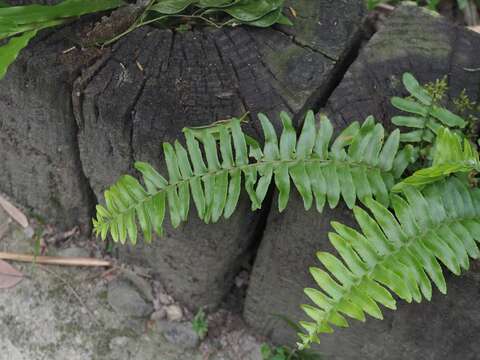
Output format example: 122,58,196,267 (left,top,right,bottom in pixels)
393,126,480,192
93,111,405,244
